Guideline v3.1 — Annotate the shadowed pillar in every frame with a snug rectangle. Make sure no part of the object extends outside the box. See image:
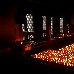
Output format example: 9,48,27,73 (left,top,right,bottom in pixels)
63,17,67,37
63,16,70,36
53,16,60,37
33,14,43,42
46,16,51,43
